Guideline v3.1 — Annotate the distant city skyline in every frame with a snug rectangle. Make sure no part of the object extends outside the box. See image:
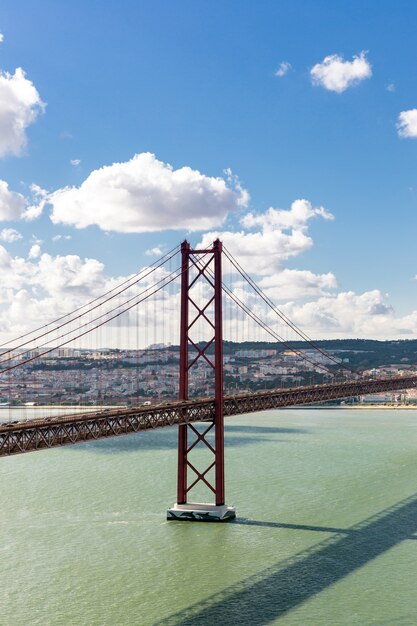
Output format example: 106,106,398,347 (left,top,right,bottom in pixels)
0,1,417,341
3,341,416,407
